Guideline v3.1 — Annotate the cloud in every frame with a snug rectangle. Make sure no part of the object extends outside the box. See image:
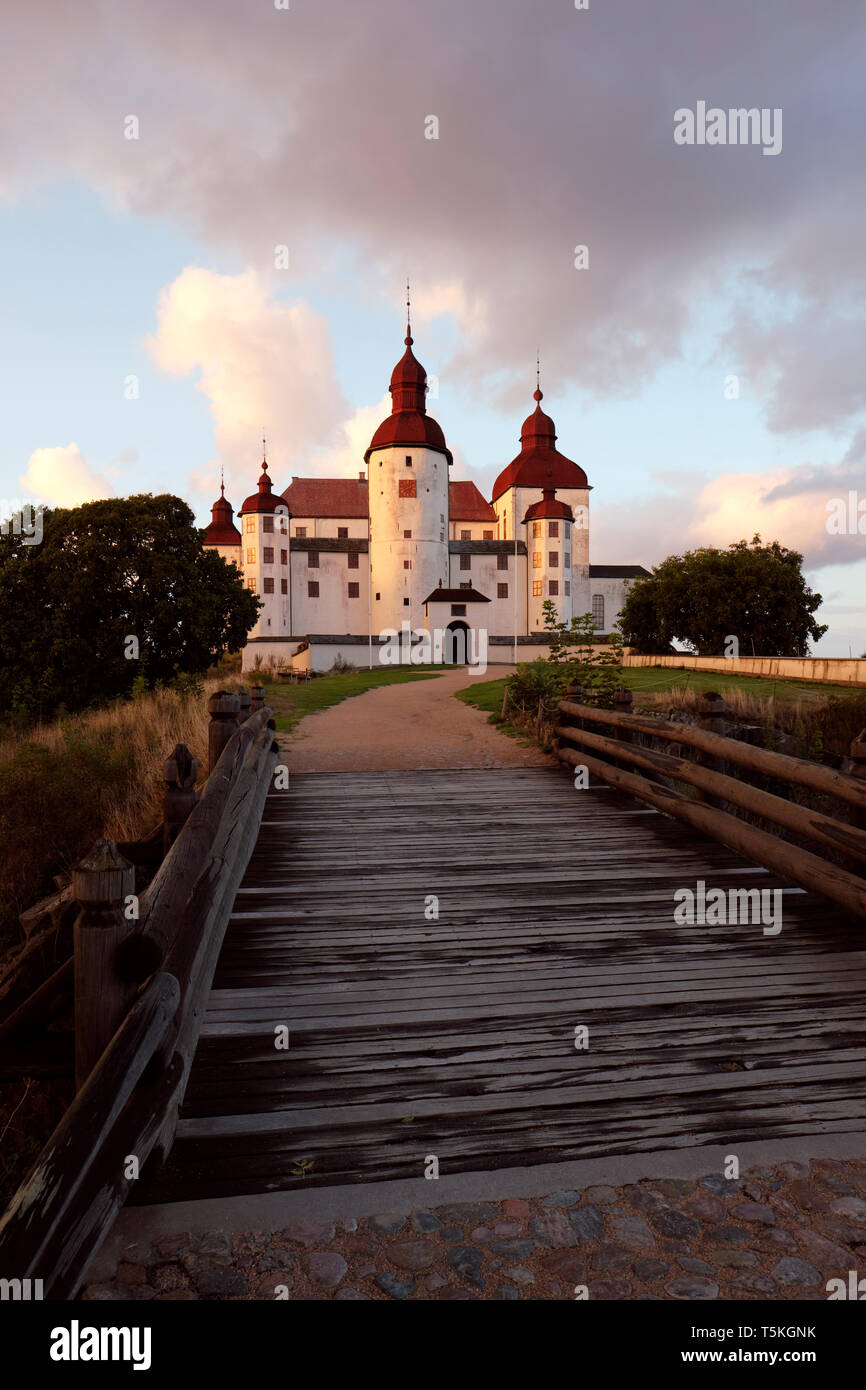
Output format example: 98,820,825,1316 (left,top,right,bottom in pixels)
19,444,114,507
143,266,350,500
